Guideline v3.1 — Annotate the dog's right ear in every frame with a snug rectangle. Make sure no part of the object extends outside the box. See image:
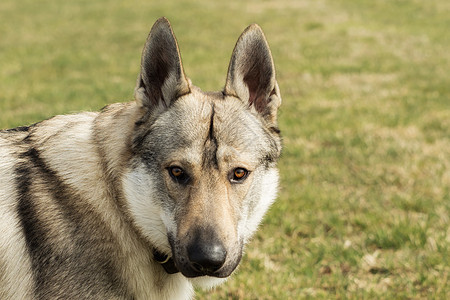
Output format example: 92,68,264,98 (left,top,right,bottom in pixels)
134,17,190,110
